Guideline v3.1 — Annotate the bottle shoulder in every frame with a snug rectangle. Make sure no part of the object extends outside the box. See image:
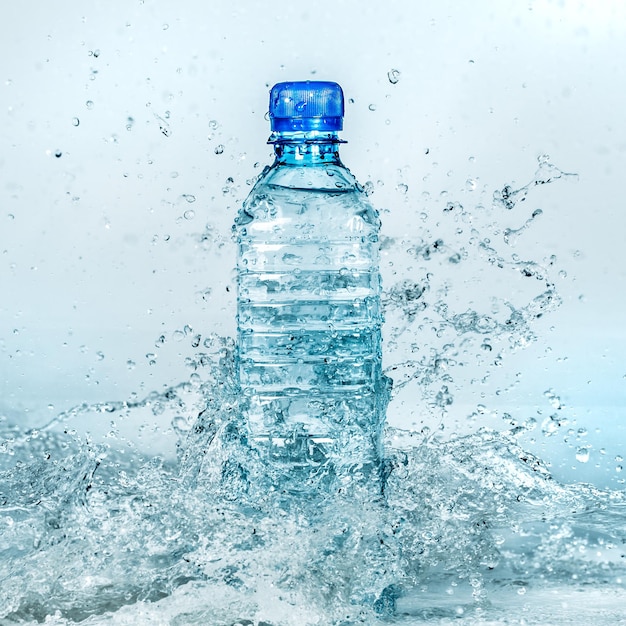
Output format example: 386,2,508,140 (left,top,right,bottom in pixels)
256,161,359,193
